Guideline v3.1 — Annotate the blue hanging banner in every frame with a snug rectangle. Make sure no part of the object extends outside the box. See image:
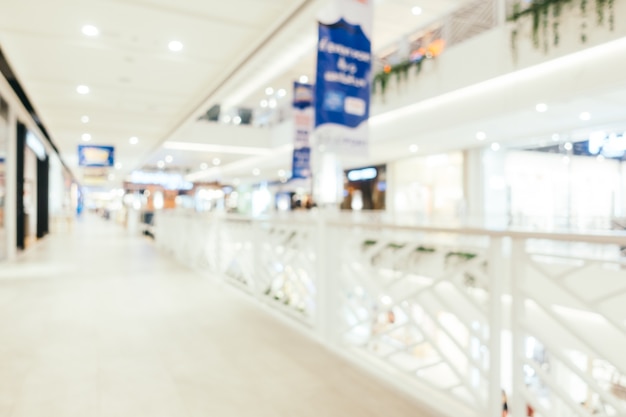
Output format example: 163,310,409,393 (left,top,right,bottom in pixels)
78,145,115,167
291,82,314,179
314,0,373,156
